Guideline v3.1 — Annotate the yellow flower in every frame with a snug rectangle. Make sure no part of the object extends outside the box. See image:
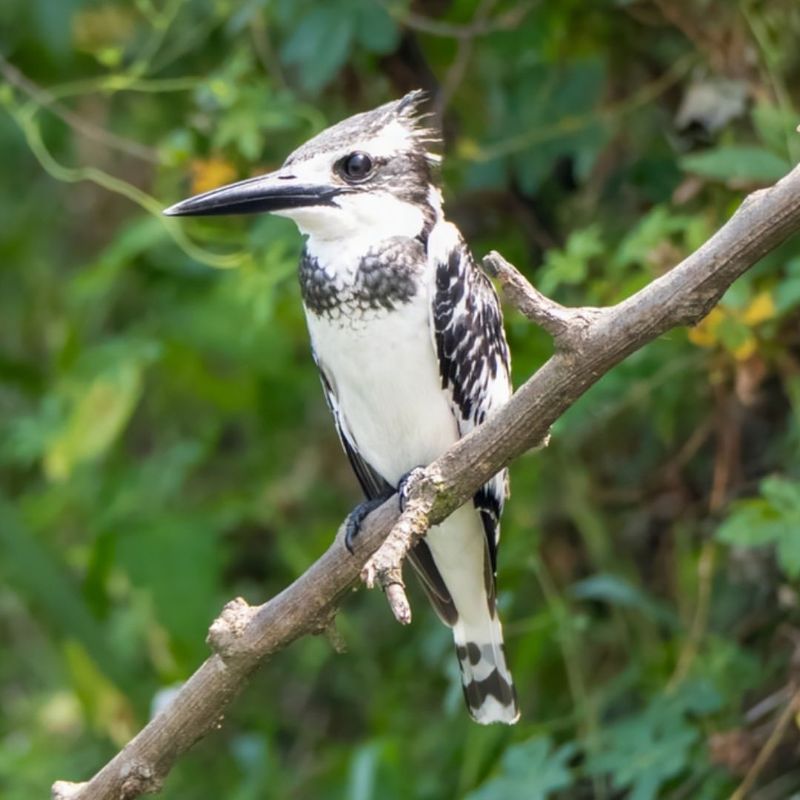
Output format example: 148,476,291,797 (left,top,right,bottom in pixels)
741,291,776,326
687,307,725,348
688,290,776,359
190,157,238,196
731,335,758,361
